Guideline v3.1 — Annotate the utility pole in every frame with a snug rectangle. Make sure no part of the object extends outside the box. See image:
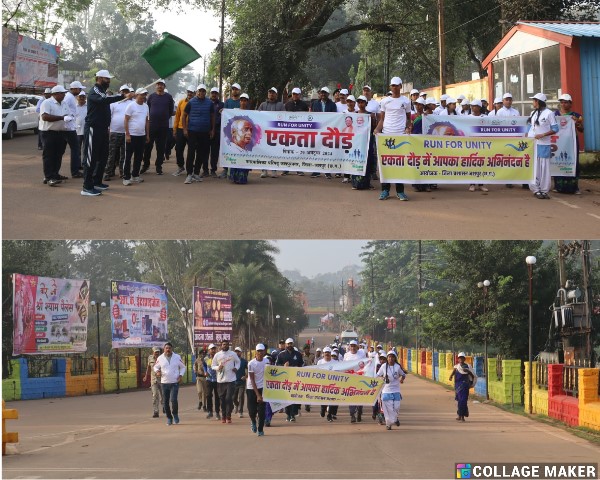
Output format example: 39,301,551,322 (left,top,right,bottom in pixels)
218,0,225,97
340,279,345,312
581,240,593,361
557,240,567,288
438,0,446,94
